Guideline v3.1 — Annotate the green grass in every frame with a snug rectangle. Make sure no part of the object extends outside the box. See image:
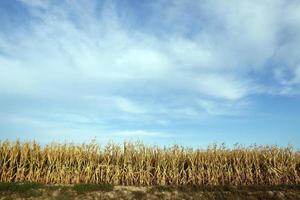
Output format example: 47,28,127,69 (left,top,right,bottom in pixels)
0,182,43,198
0,182,41,193
0,182,114,198
73,183,114,194
0,182,114,194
